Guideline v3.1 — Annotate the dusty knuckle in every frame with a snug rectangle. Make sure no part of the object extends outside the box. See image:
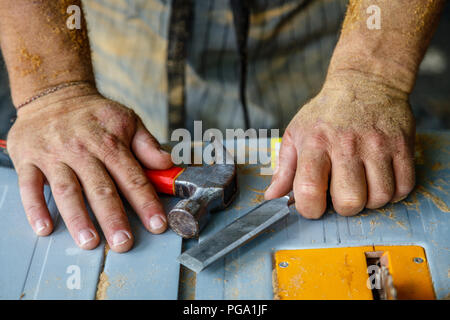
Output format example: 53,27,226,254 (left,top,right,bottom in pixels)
6,131,25,158
52,182,79,197
103,213,128,230
393,134,415,156
105,107,136,138
91,185,116,200
25,203,47,218
365,133,387,151
66,136,89,155
102,133,121,151
336,132,359,157
303,133,329,150
296,183,323,199
139,198,162,212
126,173,150,191
66,213,89,228
99,134,122,165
